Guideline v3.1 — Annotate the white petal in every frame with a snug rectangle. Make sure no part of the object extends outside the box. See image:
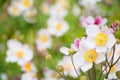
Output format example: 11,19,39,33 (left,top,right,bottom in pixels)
60,47,69,55
81,62,92,72
86,25,100,37
96,46,108,53
71,44,78,51
95,54,105,64
106,34,116,49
